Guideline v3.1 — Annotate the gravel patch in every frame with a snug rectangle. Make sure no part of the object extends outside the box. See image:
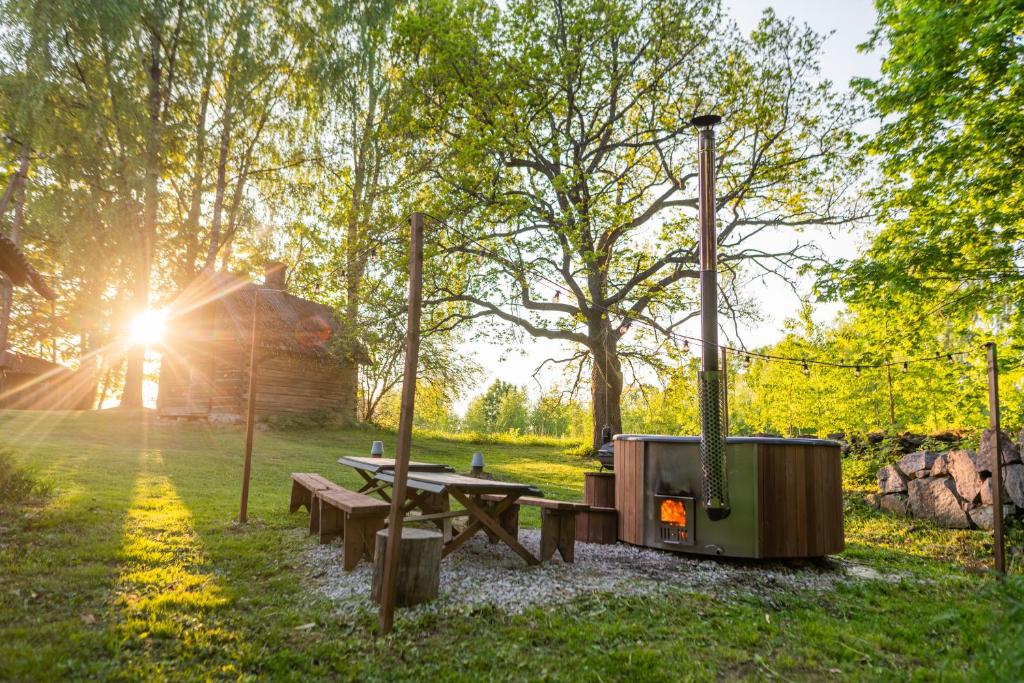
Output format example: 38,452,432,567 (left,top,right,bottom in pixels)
303,529,905,618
